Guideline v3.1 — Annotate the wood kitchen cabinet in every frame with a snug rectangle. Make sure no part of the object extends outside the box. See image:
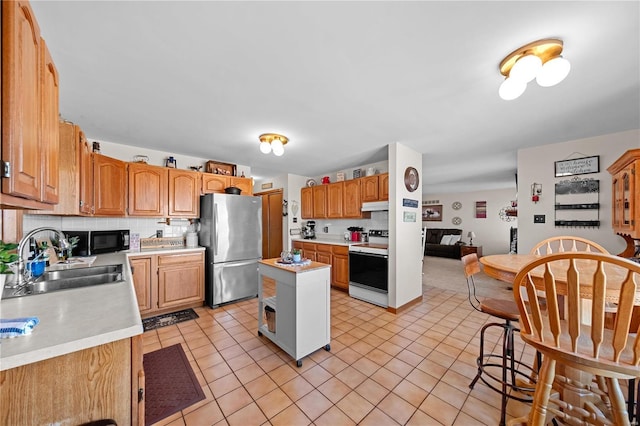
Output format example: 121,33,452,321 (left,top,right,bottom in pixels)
1,335,144,425
327,182,343,218
201,174,254,195
130,251,205,317
312,185,328,218
169,169,200,217
128,163,168,217
608,149,640,256
361,173,389,202
301,187,313,219
343,179,370,219
292,241,349,291
94,154,127,216
1,1,60,209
